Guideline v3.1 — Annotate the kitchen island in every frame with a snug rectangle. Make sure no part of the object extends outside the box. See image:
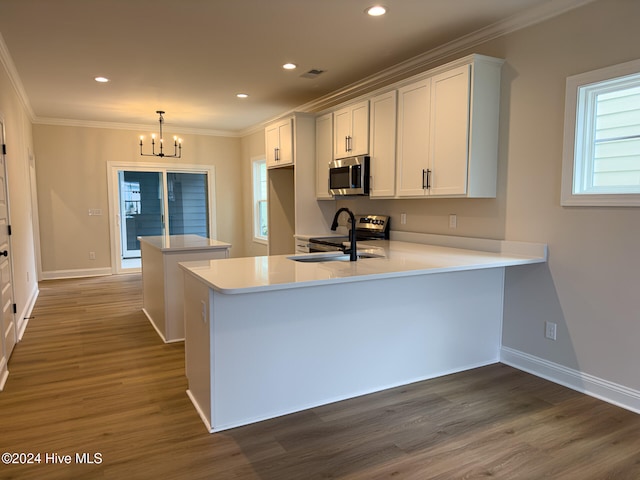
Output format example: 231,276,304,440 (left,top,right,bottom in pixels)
180,233,546,433
139,234,231,343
